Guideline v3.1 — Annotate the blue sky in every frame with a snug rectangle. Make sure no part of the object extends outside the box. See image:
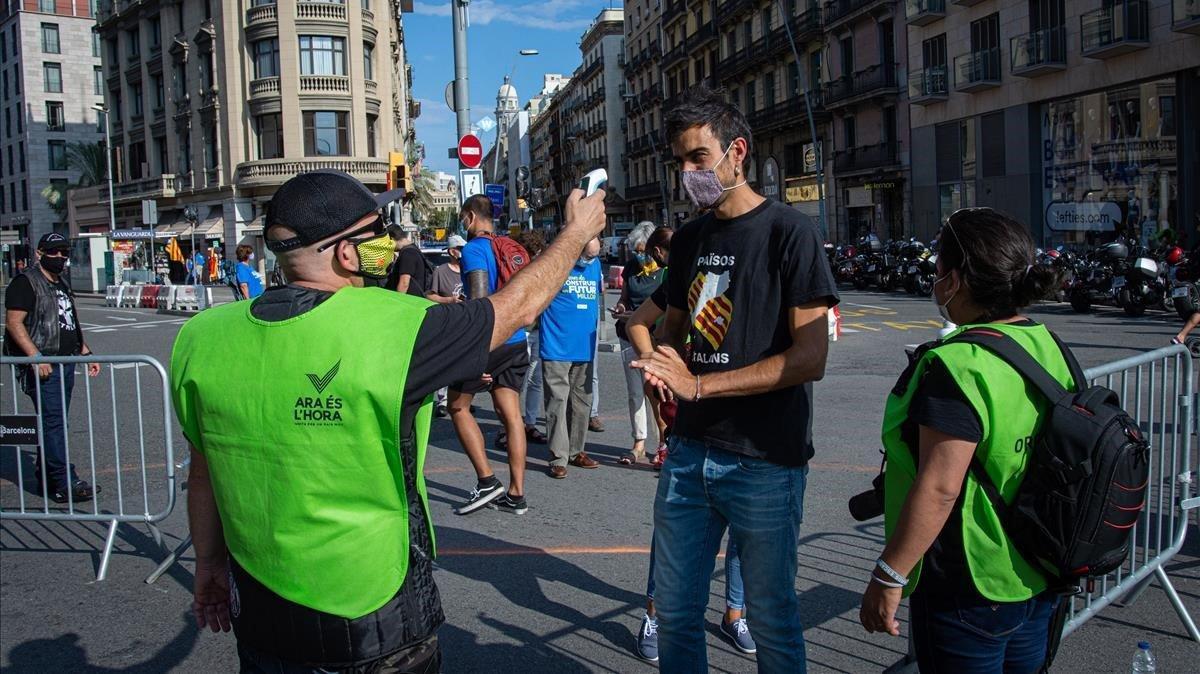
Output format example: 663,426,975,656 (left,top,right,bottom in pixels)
407,1,623,175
